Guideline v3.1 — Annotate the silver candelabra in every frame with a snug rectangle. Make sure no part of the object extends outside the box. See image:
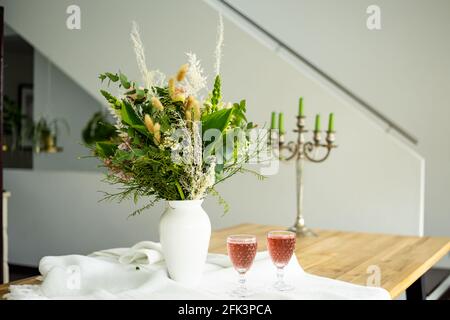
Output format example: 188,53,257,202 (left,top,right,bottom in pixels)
271,115,337,237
